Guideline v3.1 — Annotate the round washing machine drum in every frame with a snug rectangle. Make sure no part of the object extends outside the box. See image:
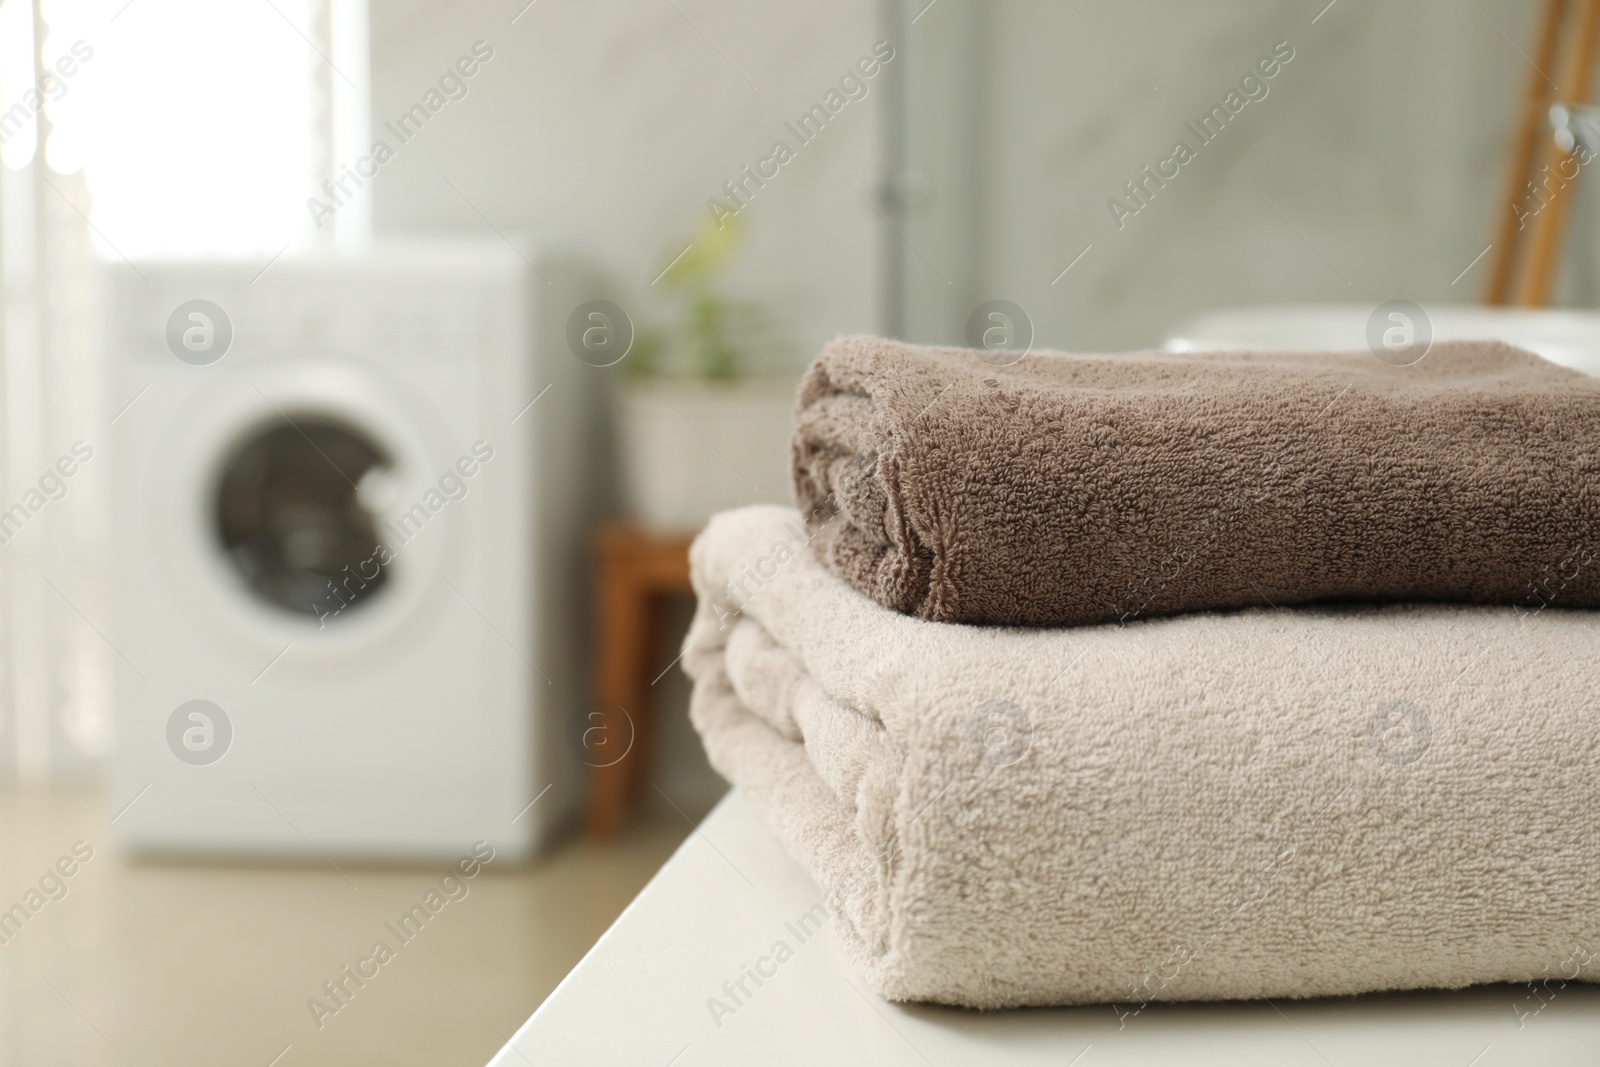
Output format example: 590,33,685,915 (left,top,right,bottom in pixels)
215,416,394,618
